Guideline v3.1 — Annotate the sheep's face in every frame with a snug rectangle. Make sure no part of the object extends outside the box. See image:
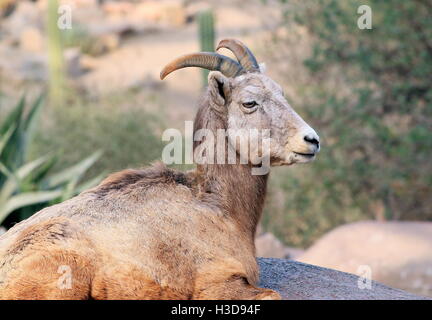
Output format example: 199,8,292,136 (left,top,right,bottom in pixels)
208,71,320,166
